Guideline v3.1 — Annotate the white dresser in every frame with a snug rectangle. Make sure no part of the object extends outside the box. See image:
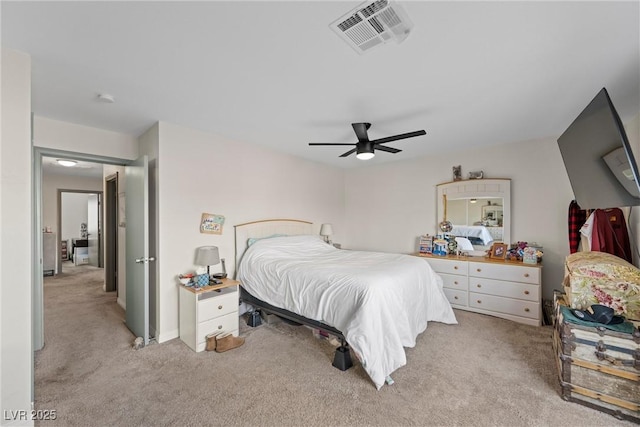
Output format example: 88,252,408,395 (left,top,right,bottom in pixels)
422,255,542,326
178,279,240,352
